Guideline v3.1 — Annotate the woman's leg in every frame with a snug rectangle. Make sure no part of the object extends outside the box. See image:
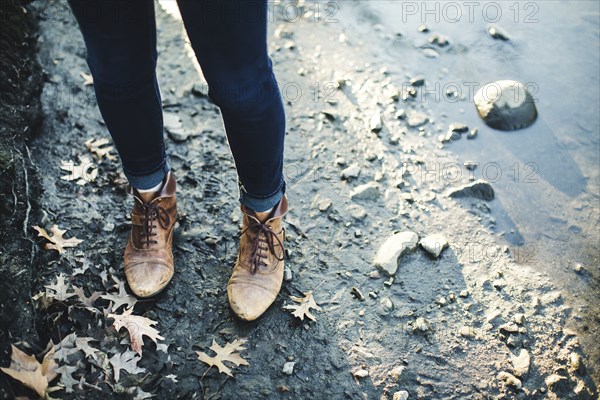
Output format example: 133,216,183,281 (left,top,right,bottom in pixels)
177,0,286,211
68,0,168,190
